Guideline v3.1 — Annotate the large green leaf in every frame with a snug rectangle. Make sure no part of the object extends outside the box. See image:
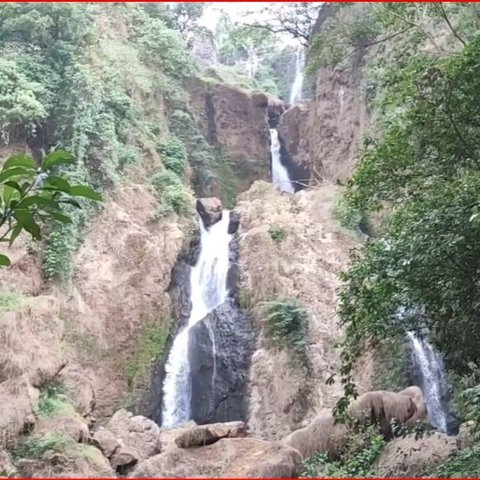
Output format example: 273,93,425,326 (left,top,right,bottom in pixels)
12,209,41,240
43,176,72,194
0,167,35,183
41,151,76,171
8,223,23,247
2,155,36,171
17,195,58,210
48,211,71,224
70,185,102,201
0,254,10,267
